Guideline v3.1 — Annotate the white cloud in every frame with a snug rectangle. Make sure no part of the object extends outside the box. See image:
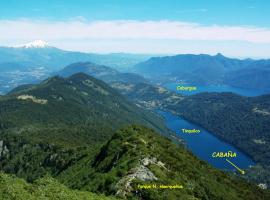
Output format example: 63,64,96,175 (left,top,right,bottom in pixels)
0,19,270,44
1,19,270,57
